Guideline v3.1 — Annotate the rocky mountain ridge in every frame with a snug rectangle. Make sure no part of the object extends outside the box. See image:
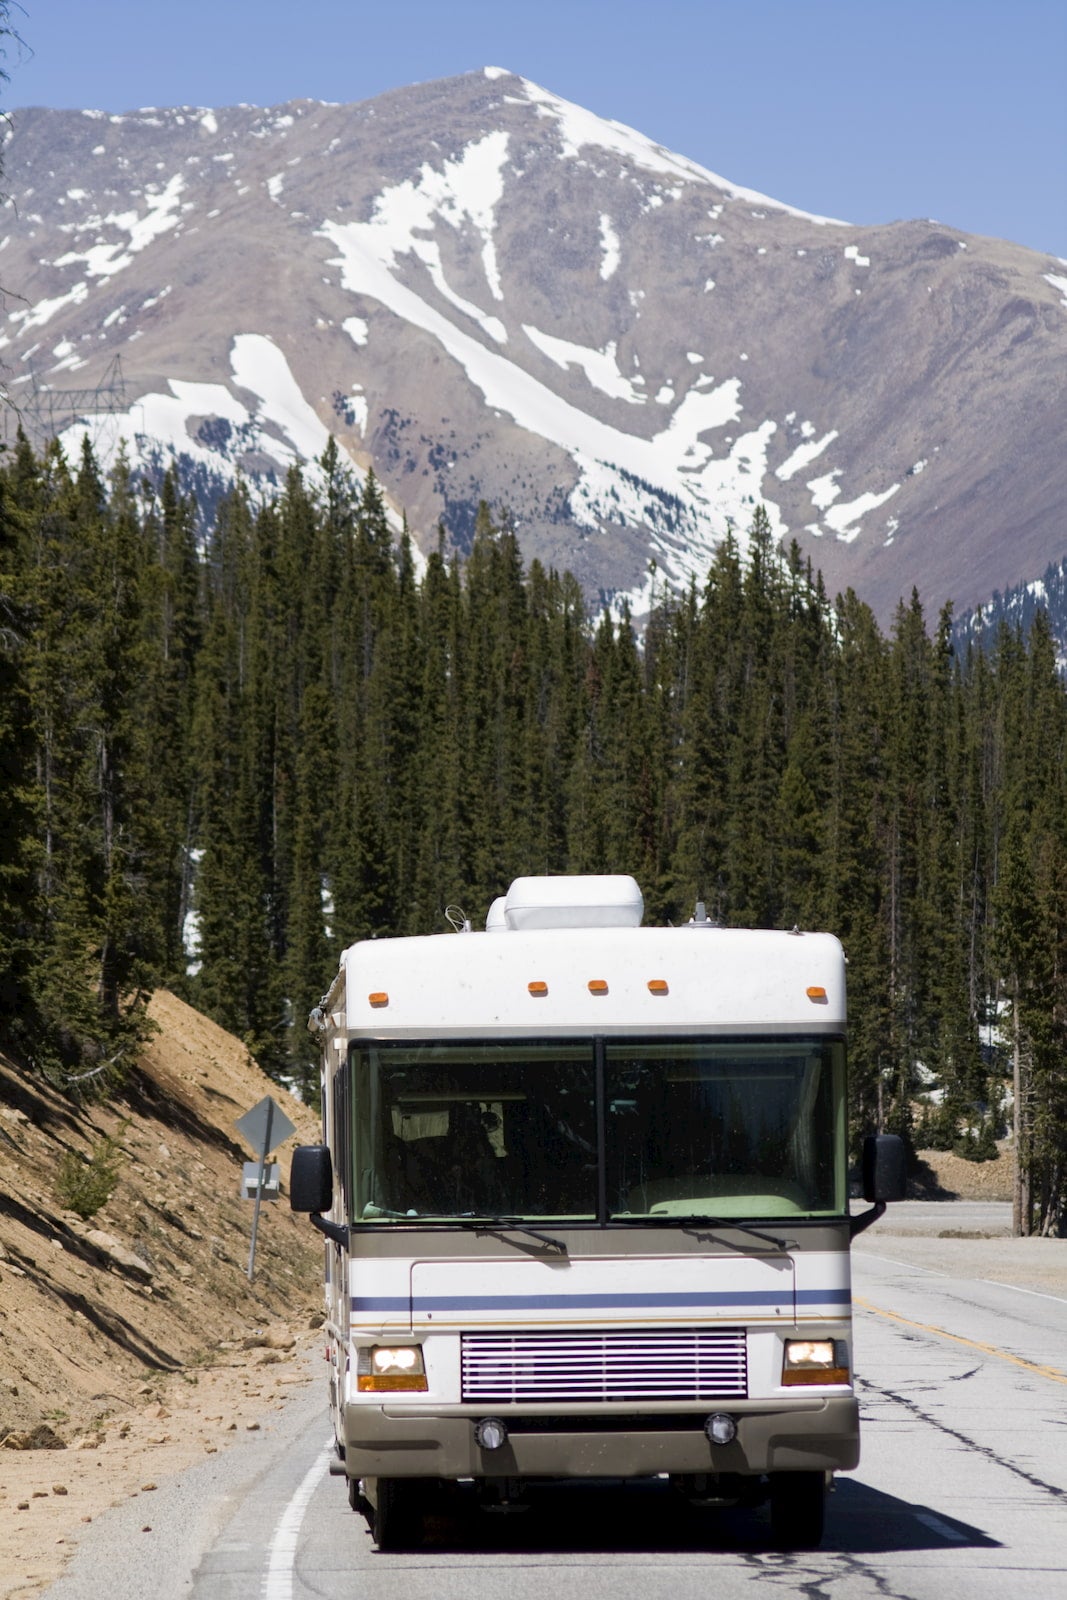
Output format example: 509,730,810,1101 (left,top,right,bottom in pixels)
2,68,1065,626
